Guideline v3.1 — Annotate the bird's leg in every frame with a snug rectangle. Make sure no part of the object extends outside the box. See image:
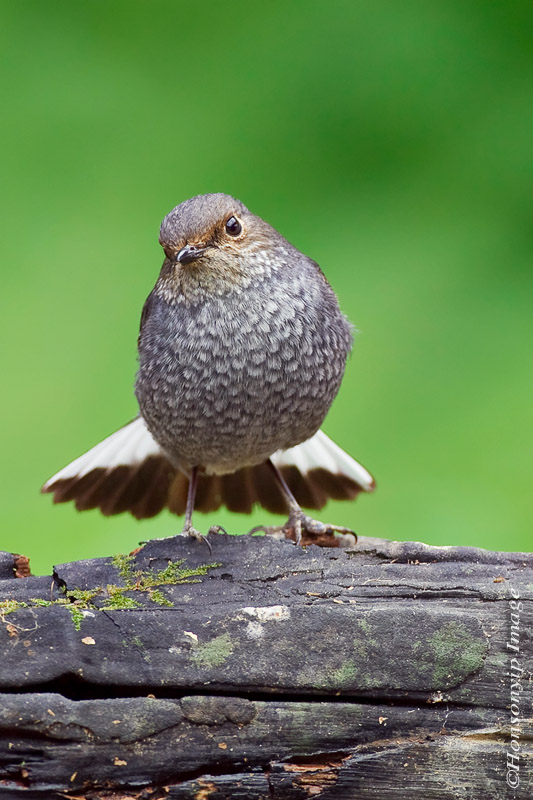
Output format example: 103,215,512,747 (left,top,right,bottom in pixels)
181,465,200,537
249,460,357,547
180,466,213,551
